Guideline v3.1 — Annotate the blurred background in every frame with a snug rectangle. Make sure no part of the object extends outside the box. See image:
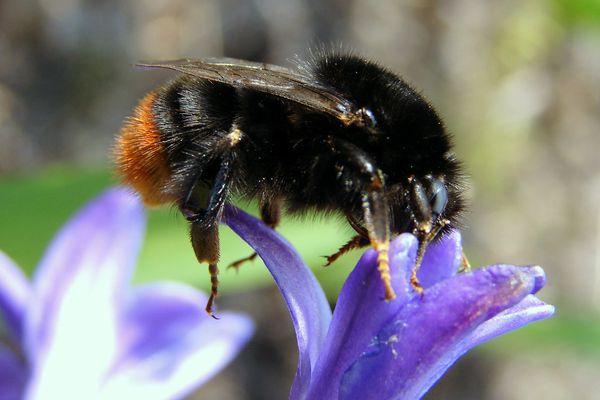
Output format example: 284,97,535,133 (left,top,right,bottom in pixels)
1,0,599,398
